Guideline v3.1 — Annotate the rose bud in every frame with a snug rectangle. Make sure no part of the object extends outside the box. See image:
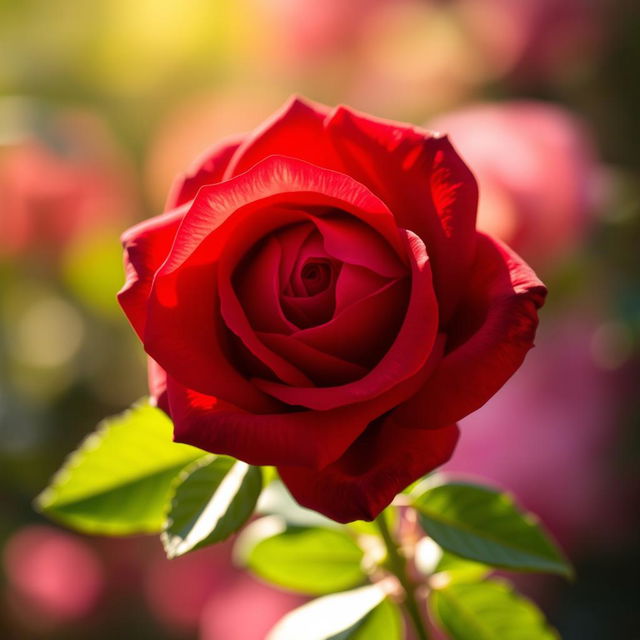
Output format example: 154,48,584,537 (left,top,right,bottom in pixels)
119,97,546,523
